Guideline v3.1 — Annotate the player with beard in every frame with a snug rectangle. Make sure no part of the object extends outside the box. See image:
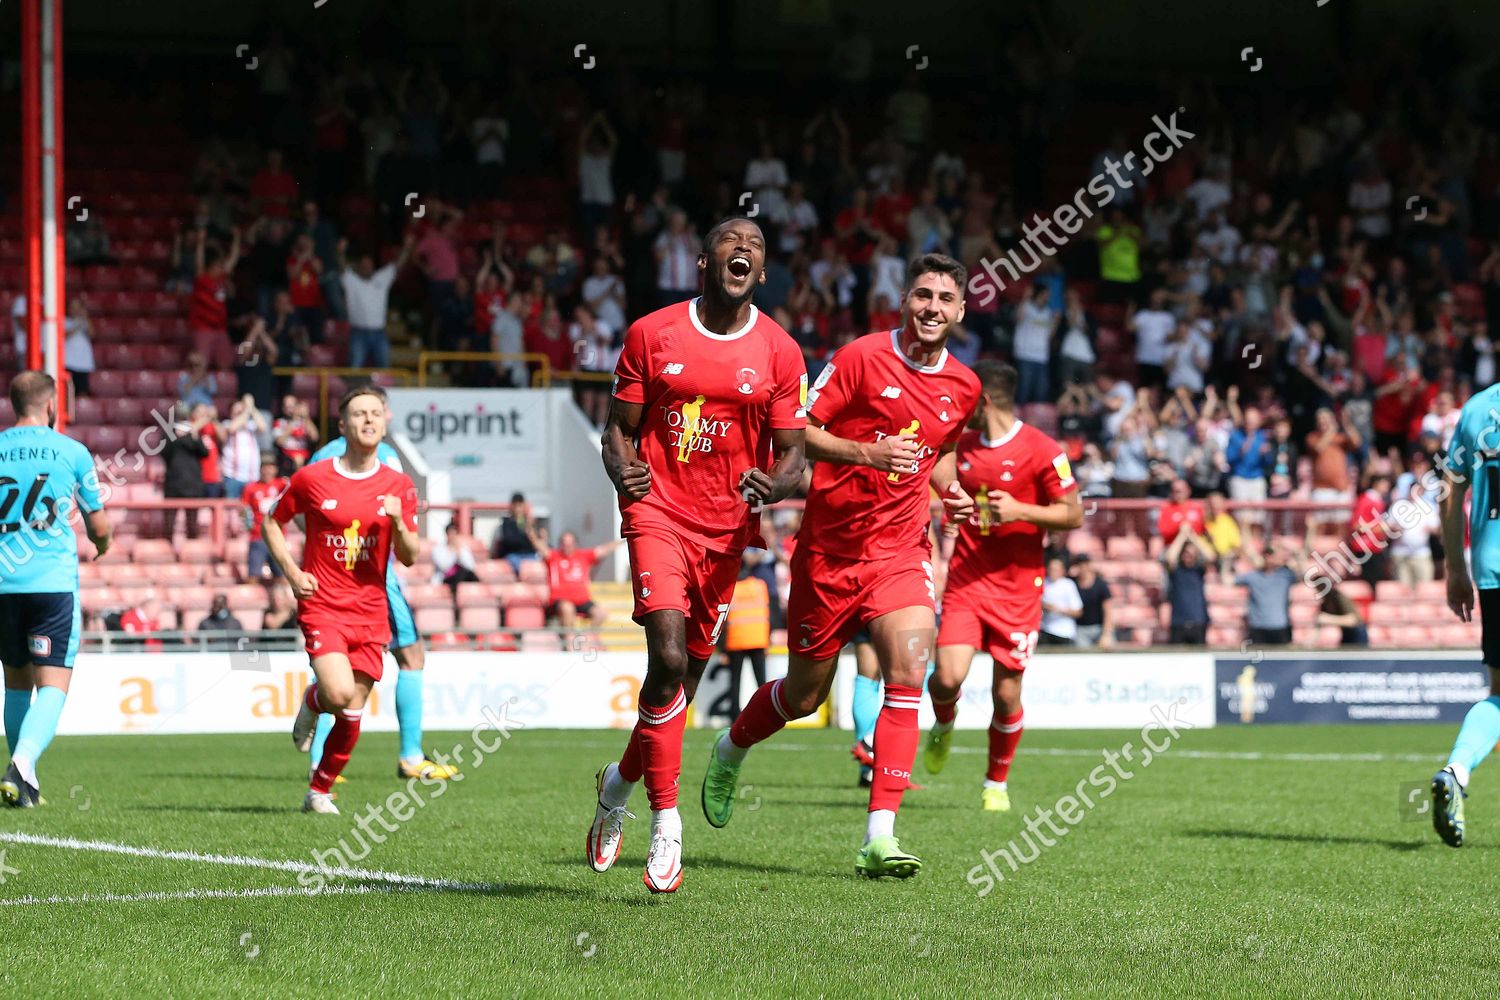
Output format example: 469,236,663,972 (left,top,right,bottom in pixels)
701,254,981,879
585,217,807,894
